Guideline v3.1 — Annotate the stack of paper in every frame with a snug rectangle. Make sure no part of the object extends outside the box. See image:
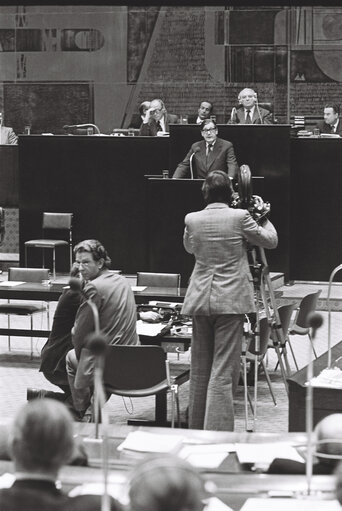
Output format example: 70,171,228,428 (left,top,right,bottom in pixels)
117,431,184,454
